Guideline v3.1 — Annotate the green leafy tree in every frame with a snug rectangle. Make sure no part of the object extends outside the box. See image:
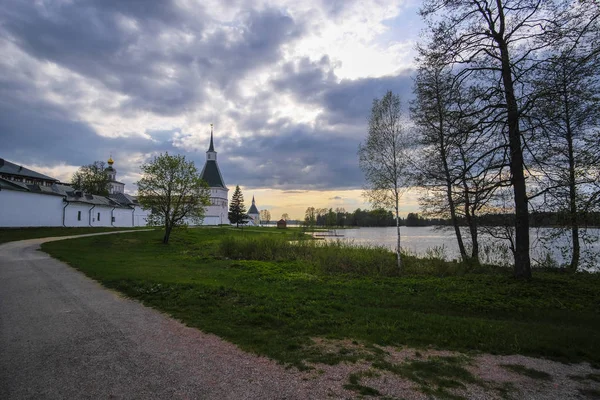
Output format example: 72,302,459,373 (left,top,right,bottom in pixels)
281,213,289,221
137,153,210,244
304,207,316,231
228,185,247,227
71,161,110,196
